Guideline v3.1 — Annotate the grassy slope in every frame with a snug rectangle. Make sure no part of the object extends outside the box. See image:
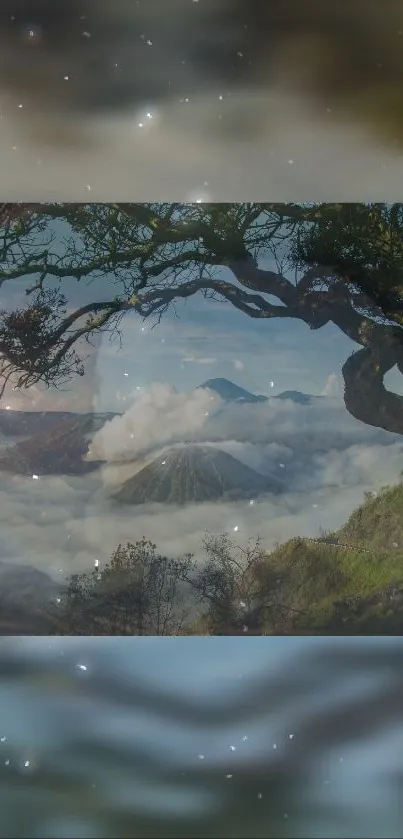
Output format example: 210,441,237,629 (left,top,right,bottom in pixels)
338,484,403,551
258,483,403,633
